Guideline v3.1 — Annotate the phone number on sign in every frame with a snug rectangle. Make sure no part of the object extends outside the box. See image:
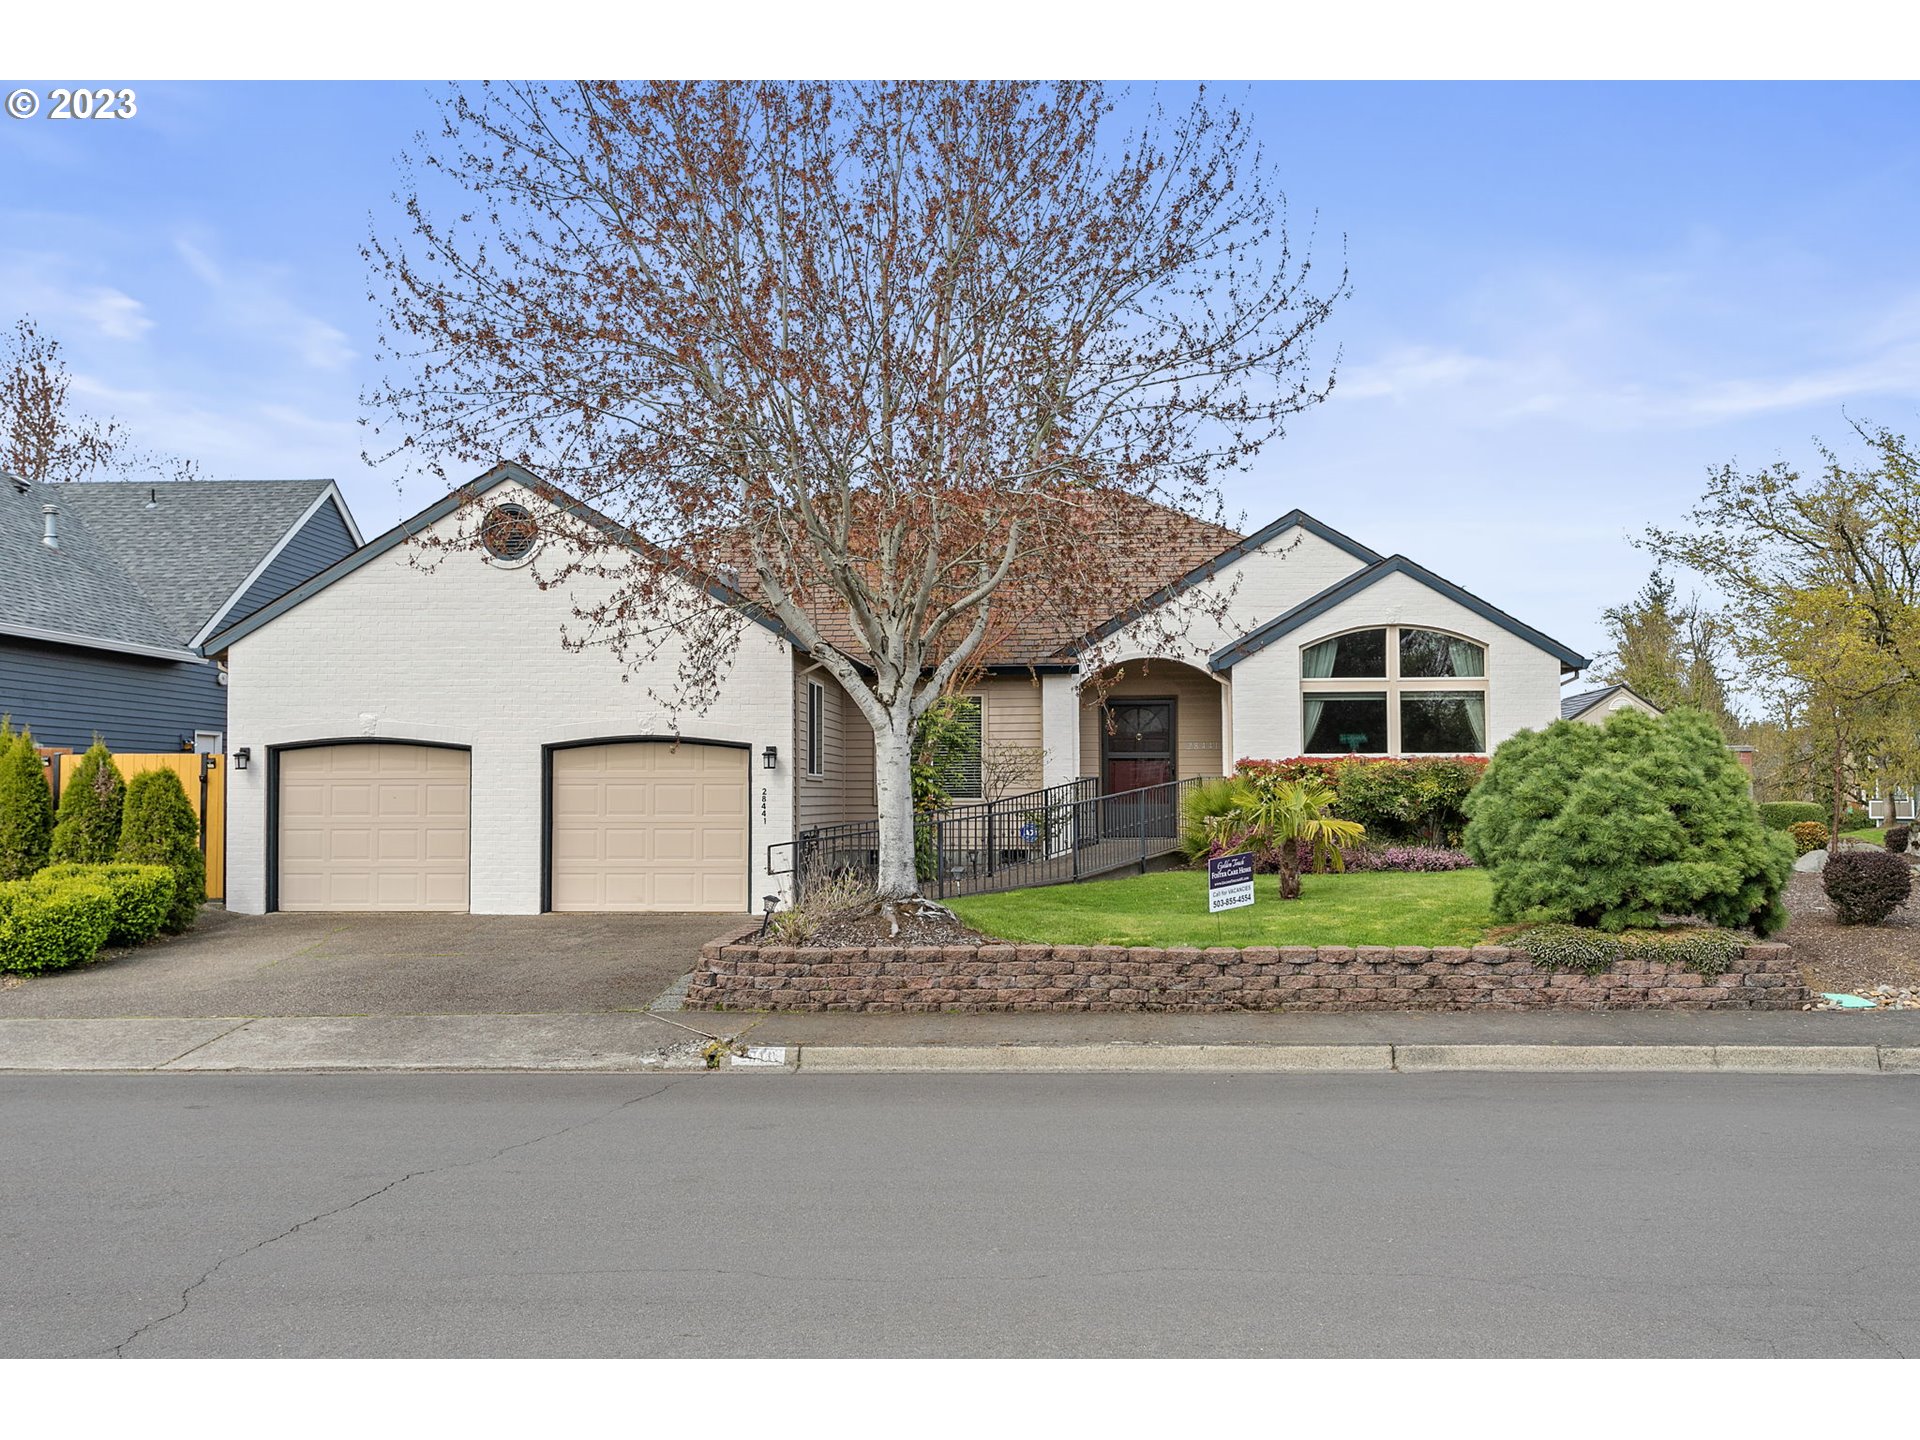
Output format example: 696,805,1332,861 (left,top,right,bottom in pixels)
6,88,138,120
